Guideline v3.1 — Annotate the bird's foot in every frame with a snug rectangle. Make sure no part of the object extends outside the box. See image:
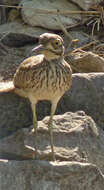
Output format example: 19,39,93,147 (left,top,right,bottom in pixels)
35,148,38,160
51,151,56,161
52,155,56,161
